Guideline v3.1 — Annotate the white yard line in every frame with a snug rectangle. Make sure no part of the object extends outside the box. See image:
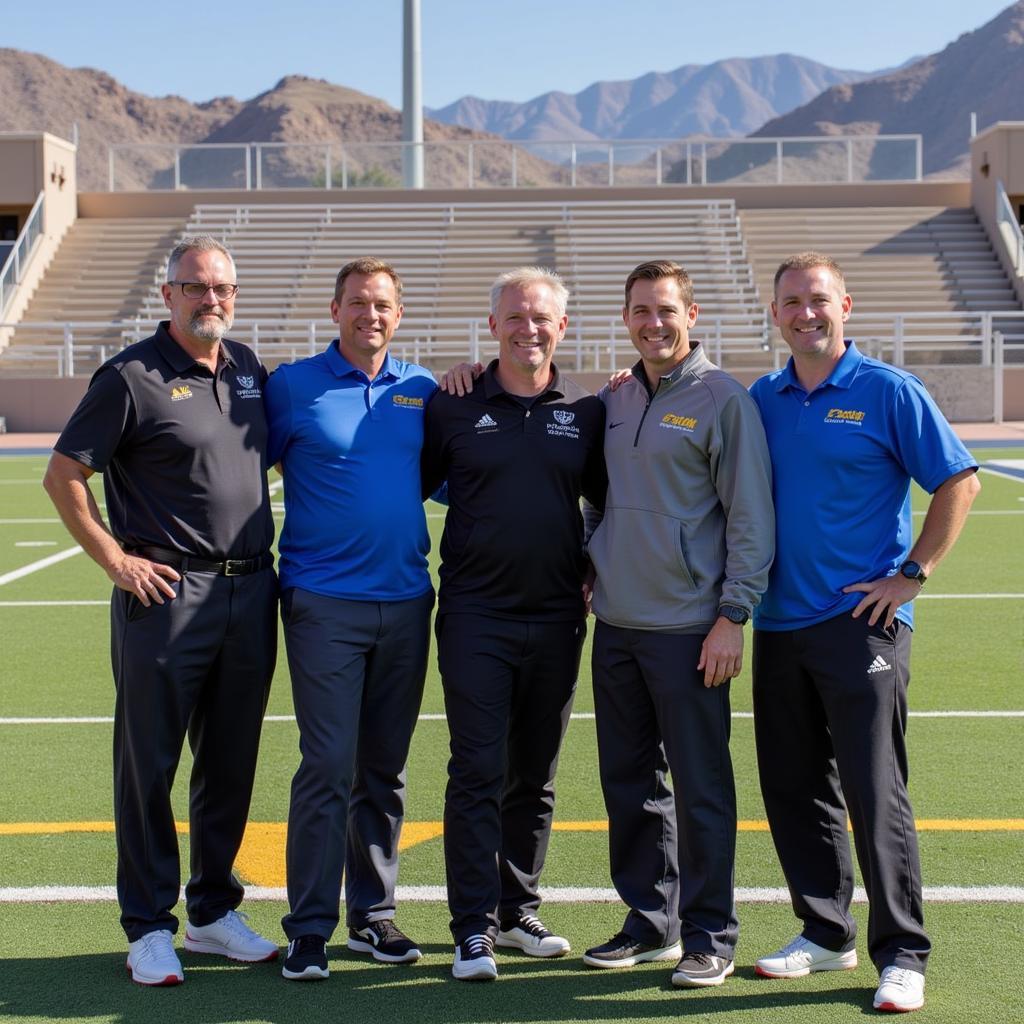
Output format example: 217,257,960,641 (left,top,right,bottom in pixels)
0,546,82,586
1,884,1021,904
0,600,107,607
0,519,61,525
2,710,1021,726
